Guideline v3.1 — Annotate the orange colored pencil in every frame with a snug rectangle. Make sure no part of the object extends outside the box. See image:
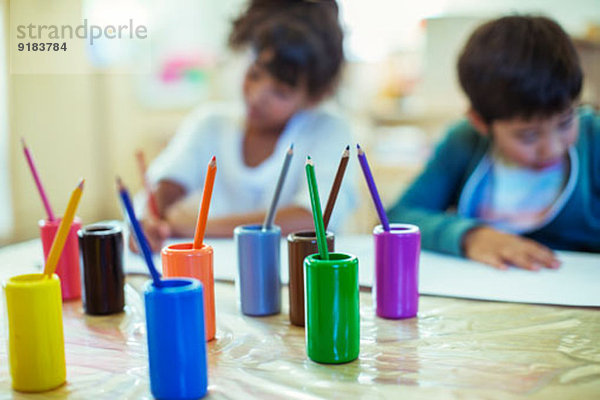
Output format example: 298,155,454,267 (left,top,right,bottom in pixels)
44,179,85,276
193,156,217,249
